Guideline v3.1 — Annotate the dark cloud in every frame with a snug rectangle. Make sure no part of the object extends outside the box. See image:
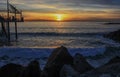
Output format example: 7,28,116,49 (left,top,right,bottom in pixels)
42,0,120,8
